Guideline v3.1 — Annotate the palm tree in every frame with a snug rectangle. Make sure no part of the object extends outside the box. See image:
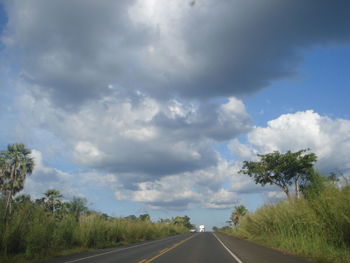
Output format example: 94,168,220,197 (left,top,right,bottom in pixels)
0,155,6,190
230,205,248,227
43,189,63,214
0,143,34,221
